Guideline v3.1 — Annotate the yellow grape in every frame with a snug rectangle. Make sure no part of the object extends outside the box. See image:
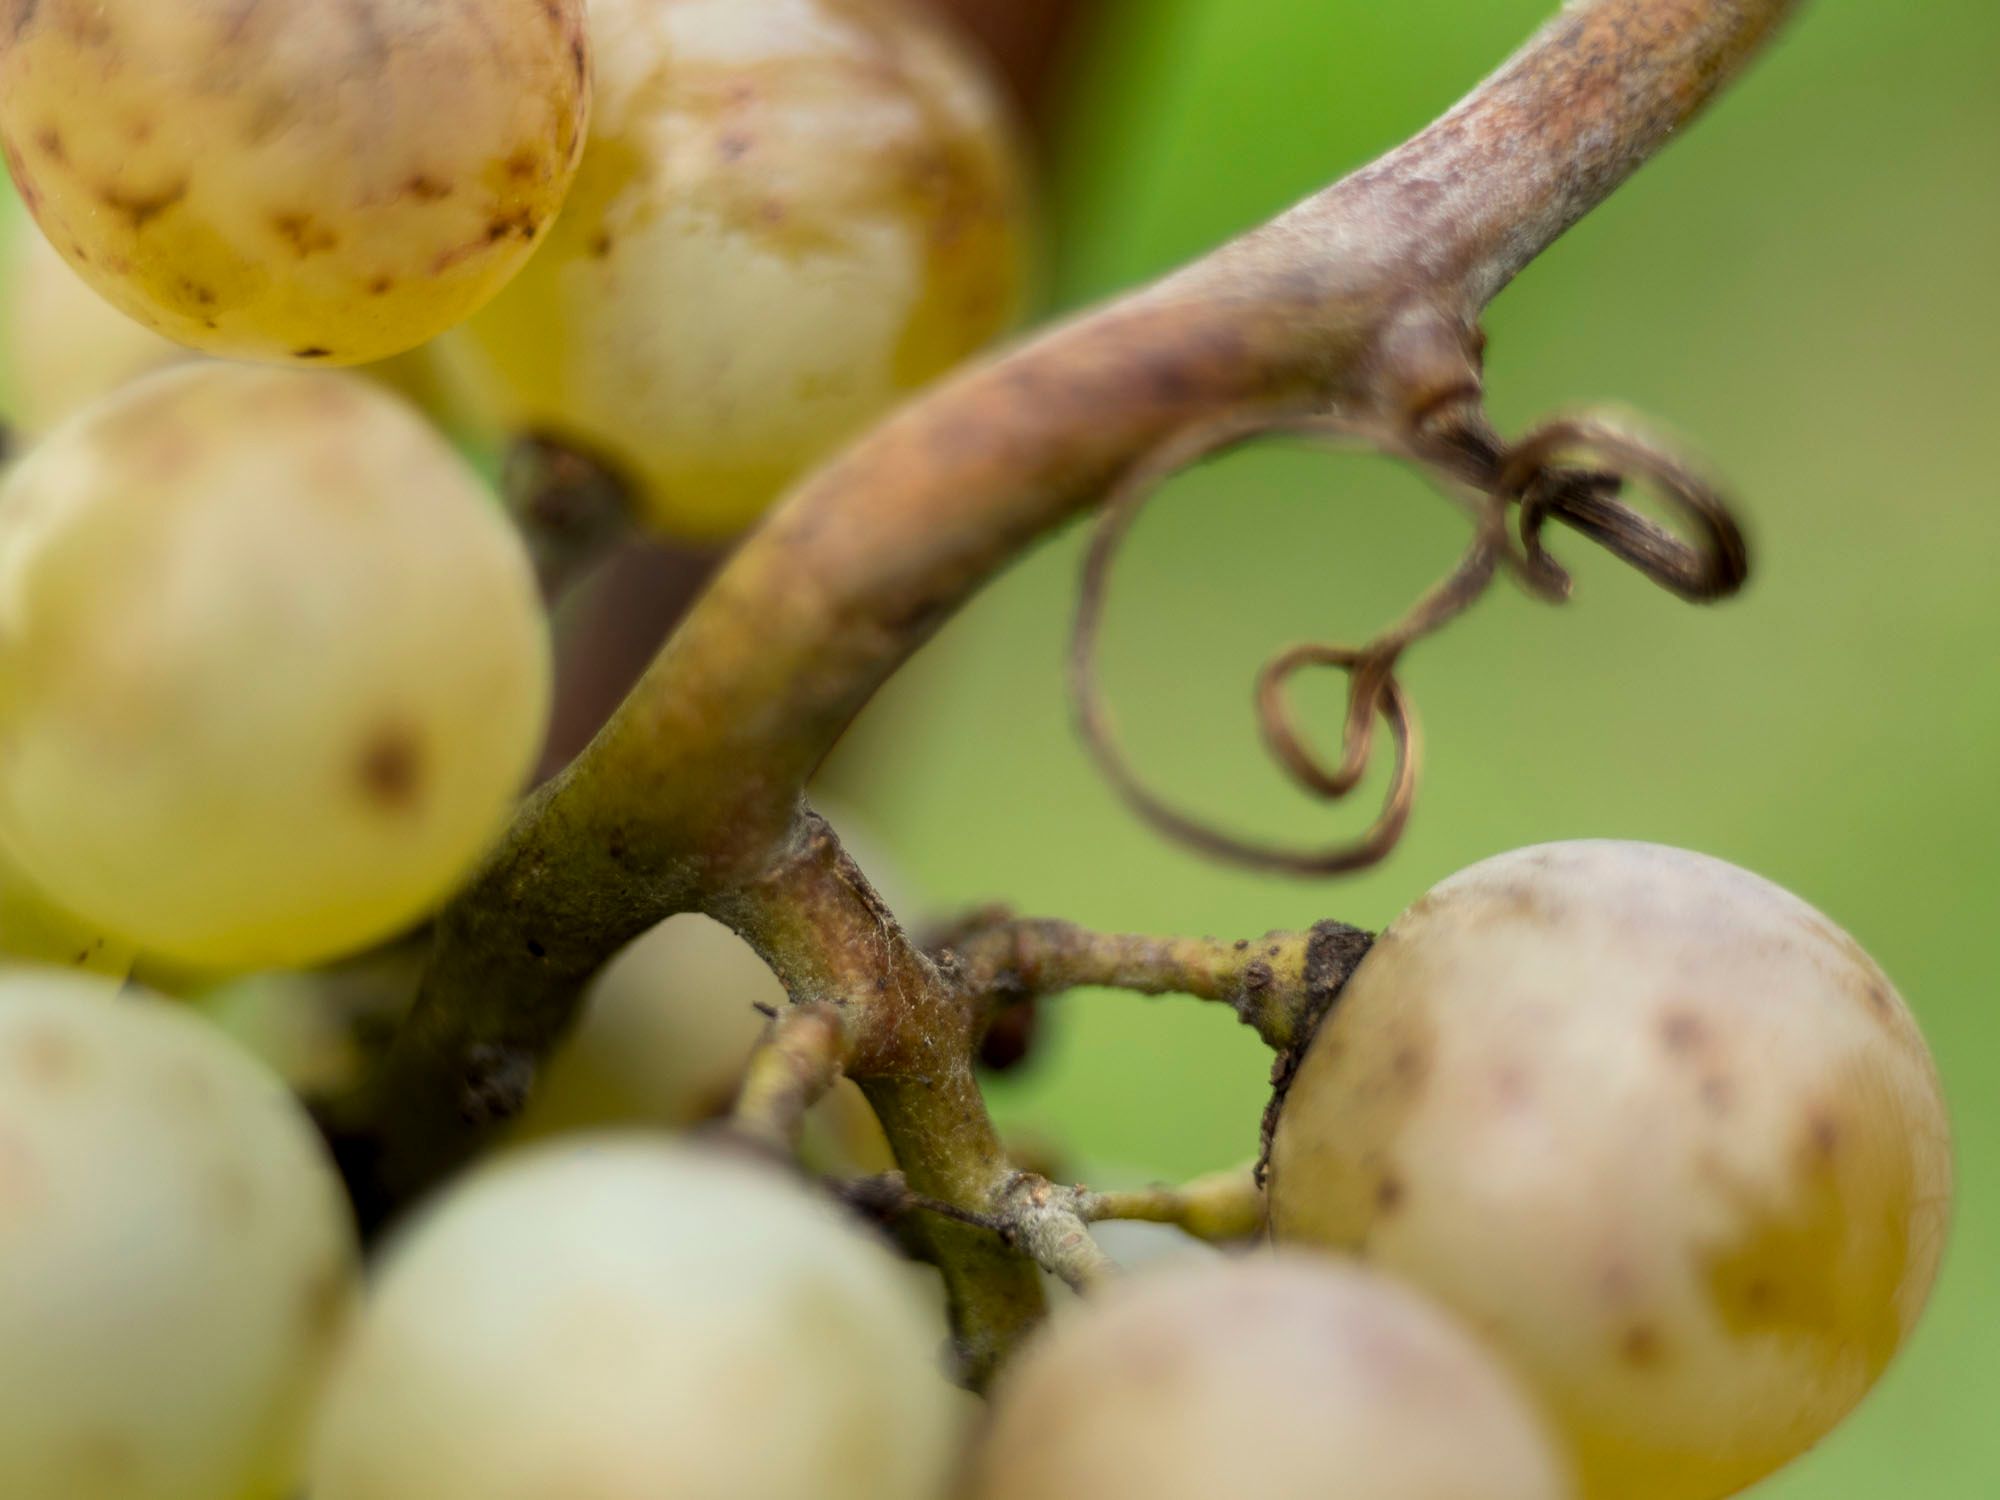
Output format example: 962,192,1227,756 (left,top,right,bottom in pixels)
967,1255,1574,1500
0,973,360,1500
5,222,187,438
514,912,894,1173
0,364,551,971
310,1138,964,1500
0,840,133,979
1268,842,1953,1500
444,0,1031,538
0,0,590,365
4,211,490,441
